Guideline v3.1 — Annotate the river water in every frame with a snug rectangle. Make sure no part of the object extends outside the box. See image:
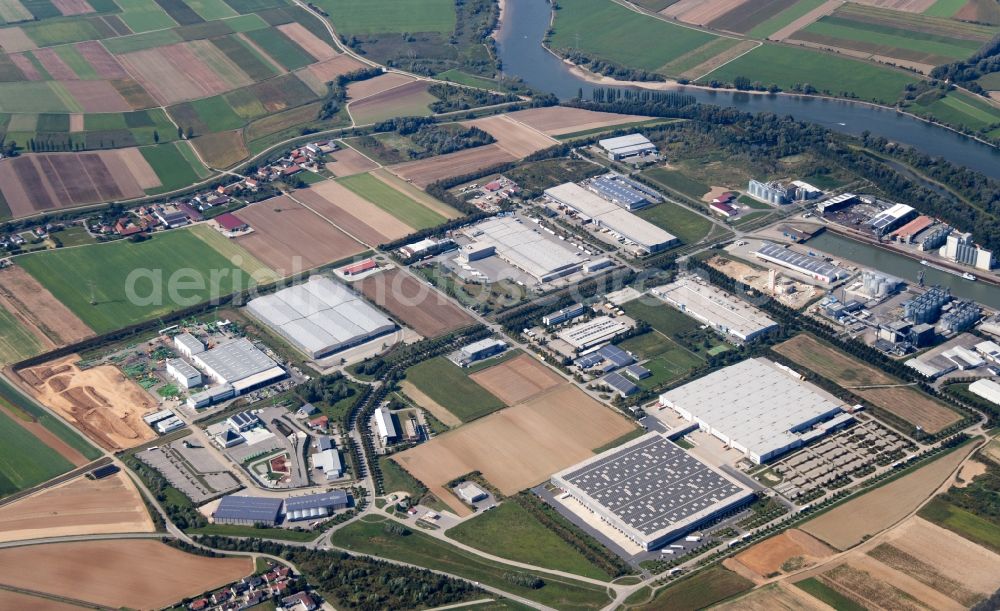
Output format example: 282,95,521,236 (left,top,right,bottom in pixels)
494,0,1000,178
